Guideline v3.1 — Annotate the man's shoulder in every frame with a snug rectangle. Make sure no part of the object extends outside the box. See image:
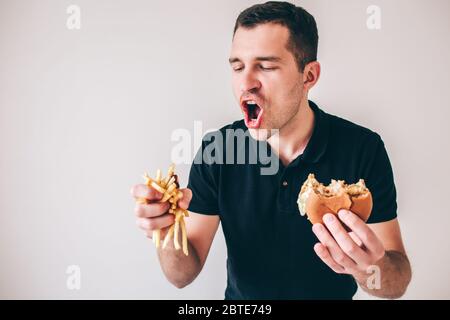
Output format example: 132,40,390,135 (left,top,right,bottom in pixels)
327,111,377,136
325,110,382,146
